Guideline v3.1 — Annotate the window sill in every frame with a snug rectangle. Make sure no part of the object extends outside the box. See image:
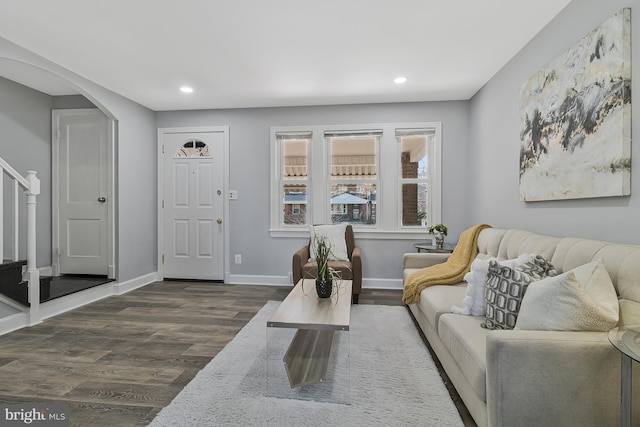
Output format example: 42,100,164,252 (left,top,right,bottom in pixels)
269,228,432,240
